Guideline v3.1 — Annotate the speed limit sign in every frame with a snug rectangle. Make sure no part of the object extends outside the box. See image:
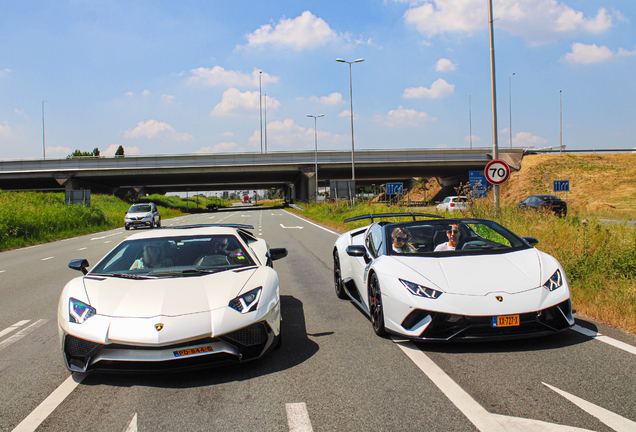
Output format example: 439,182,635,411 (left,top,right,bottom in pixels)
484,159,511,185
